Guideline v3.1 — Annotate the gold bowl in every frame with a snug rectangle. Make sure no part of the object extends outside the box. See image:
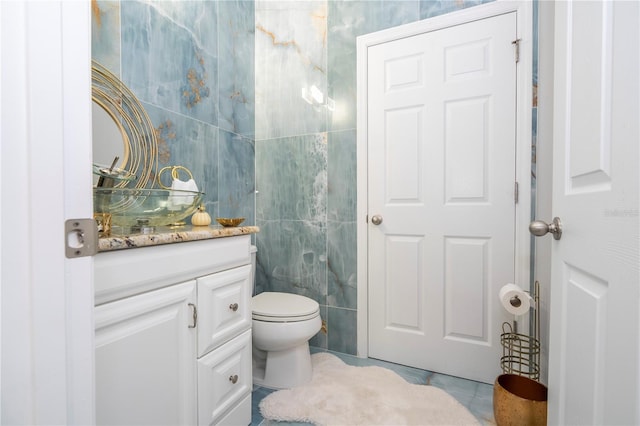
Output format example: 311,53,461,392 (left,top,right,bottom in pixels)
216,217,245,227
